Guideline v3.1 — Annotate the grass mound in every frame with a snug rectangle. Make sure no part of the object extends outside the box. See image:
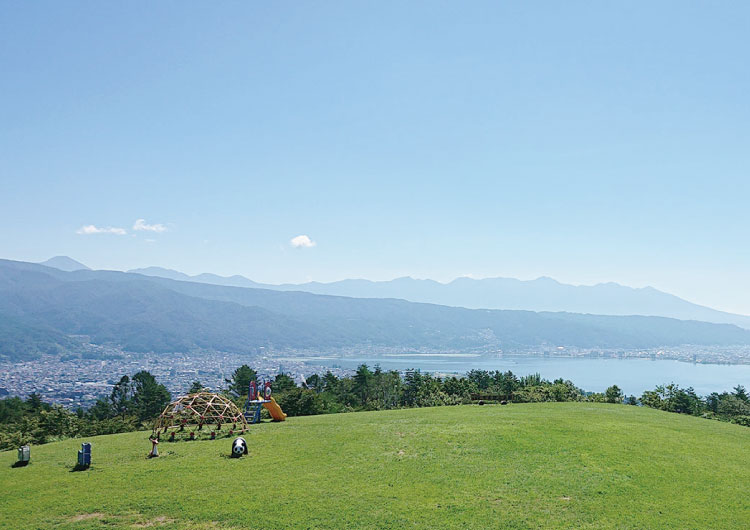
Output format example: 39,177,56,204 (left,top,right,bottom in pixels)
1,403,749,529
